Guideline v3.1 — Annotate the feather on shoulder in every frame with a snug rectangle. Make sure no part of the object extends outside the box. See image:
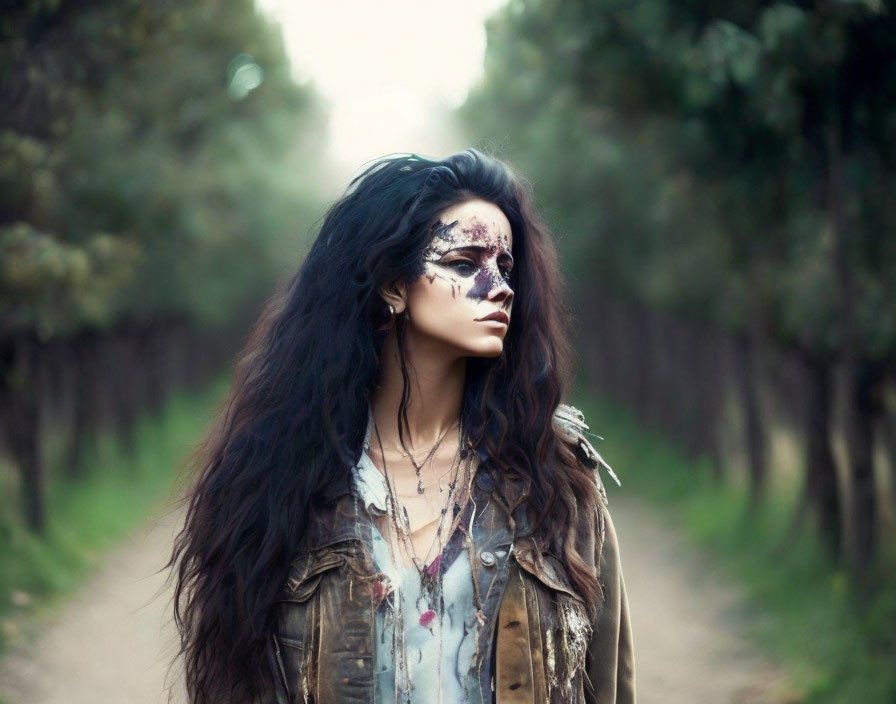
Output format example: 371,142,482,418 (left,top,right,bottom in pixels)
553,403,621,488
